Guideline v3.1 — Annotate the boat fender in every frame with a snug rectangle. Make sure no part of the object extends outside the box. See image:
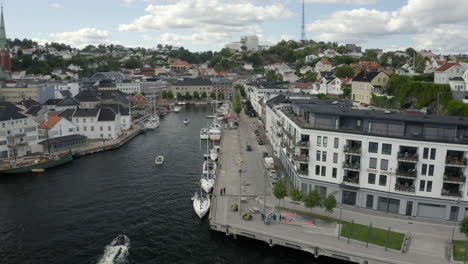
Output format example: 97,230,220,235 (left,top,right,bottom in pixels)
314,247,319,258
268,239,273,247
